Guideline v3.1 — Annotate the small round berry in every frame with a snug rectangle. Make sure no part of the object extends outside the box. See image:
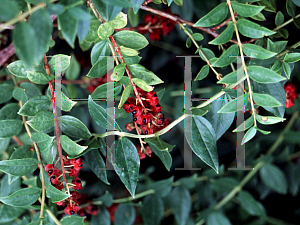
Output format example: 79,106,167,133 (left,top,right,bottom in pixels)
48,169,53,175
70,210,75,215
50,176,55,181
133,117,137,122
